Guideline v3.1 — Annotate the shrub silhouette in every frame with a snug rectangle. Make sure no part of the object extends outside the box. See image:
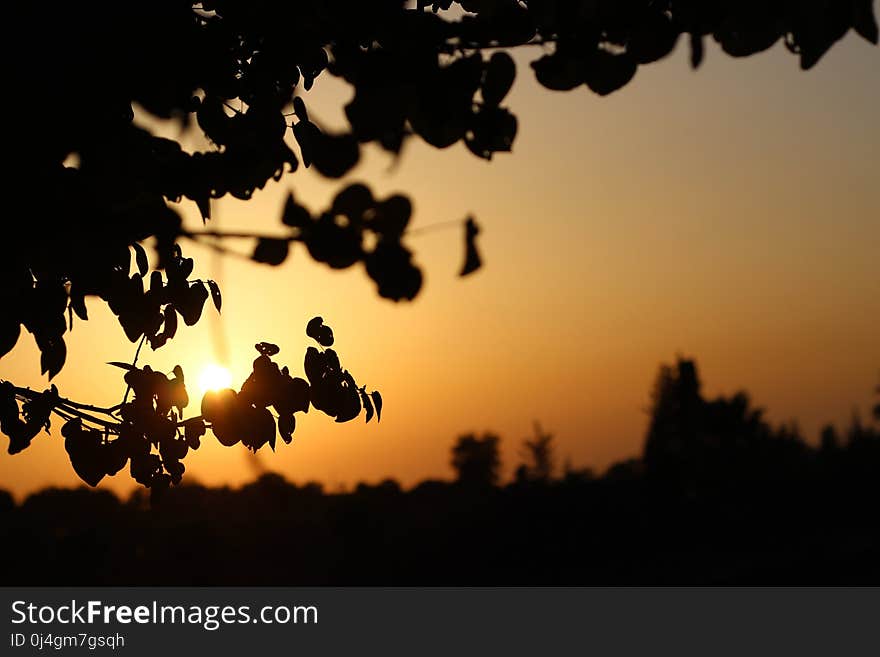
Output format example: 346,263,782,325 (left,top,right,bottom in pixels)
452,433,502,487
2,3,876,491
